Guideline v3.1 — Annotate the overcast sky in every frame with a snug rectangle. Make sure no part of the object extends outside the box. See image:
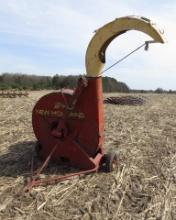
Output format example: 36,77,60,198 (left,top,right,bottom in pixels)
0,0,175,90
